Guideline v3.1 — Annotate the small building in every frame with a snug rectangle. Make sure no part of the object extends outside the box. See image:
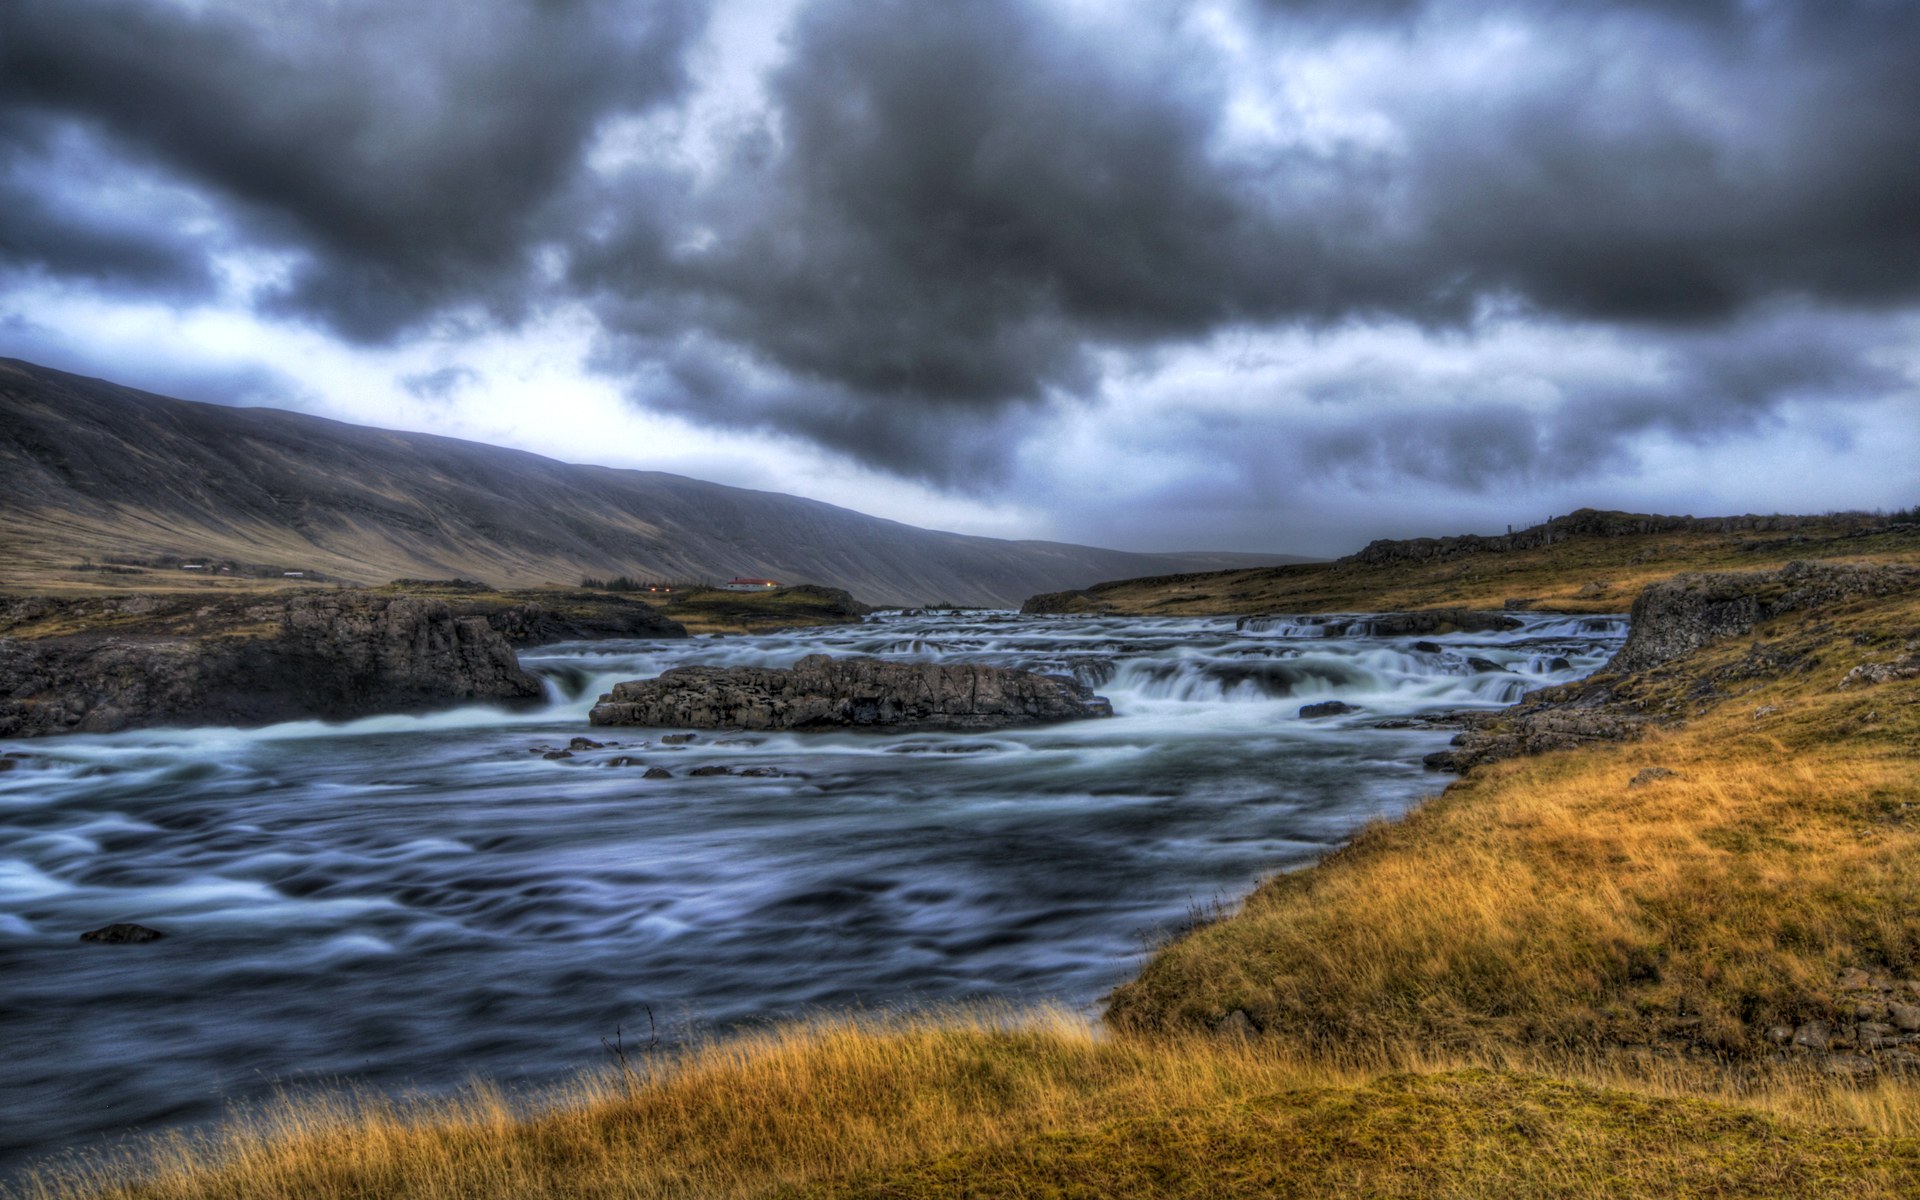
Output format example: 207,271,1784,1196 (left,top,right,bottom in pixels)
283,571,305,578
720,577,781,591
